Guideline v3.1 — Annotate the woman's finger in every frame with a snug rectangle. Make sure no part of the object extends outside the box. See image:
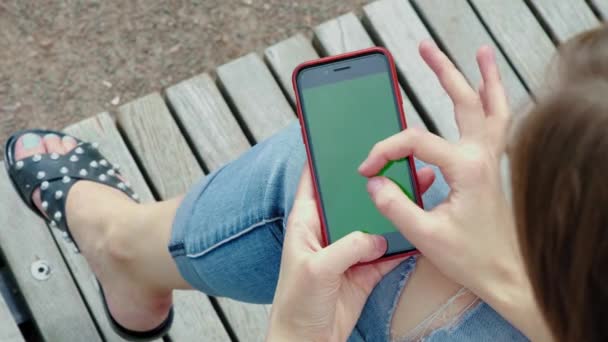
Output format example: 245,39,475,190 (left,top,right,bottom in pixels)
476,46,509,122
478,79,488,115
419,40,483,136
295,163,315,201
366,176,434,250
419,40,477,105
312,231,387,275
359,128,457,177
286,164,323,242
349,255,409,290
